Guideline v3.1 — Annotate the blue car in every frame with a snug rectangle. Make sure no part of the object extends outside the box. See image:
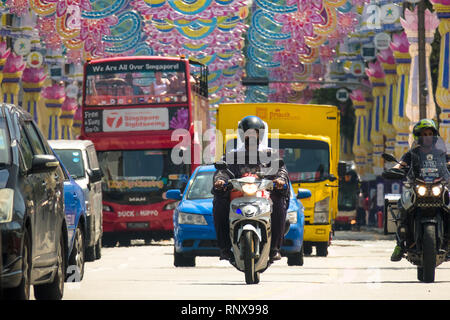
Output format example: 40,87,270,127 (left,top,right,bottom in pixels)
53,152,87,282
168,165,309,267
